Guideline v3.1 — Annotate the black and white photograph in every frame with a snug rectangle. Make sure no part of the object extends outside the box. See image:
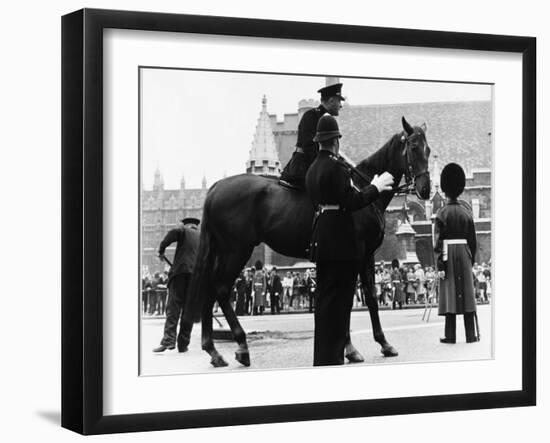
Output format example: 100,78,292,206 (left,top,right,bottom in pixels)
139,68,494,375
